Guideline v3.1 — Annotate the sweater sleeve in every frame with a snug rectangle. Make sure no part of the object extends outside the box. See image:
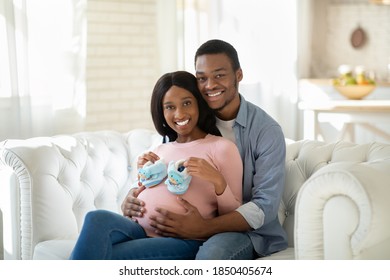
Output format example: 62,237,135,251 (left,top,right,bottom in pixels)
212,138,243,215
